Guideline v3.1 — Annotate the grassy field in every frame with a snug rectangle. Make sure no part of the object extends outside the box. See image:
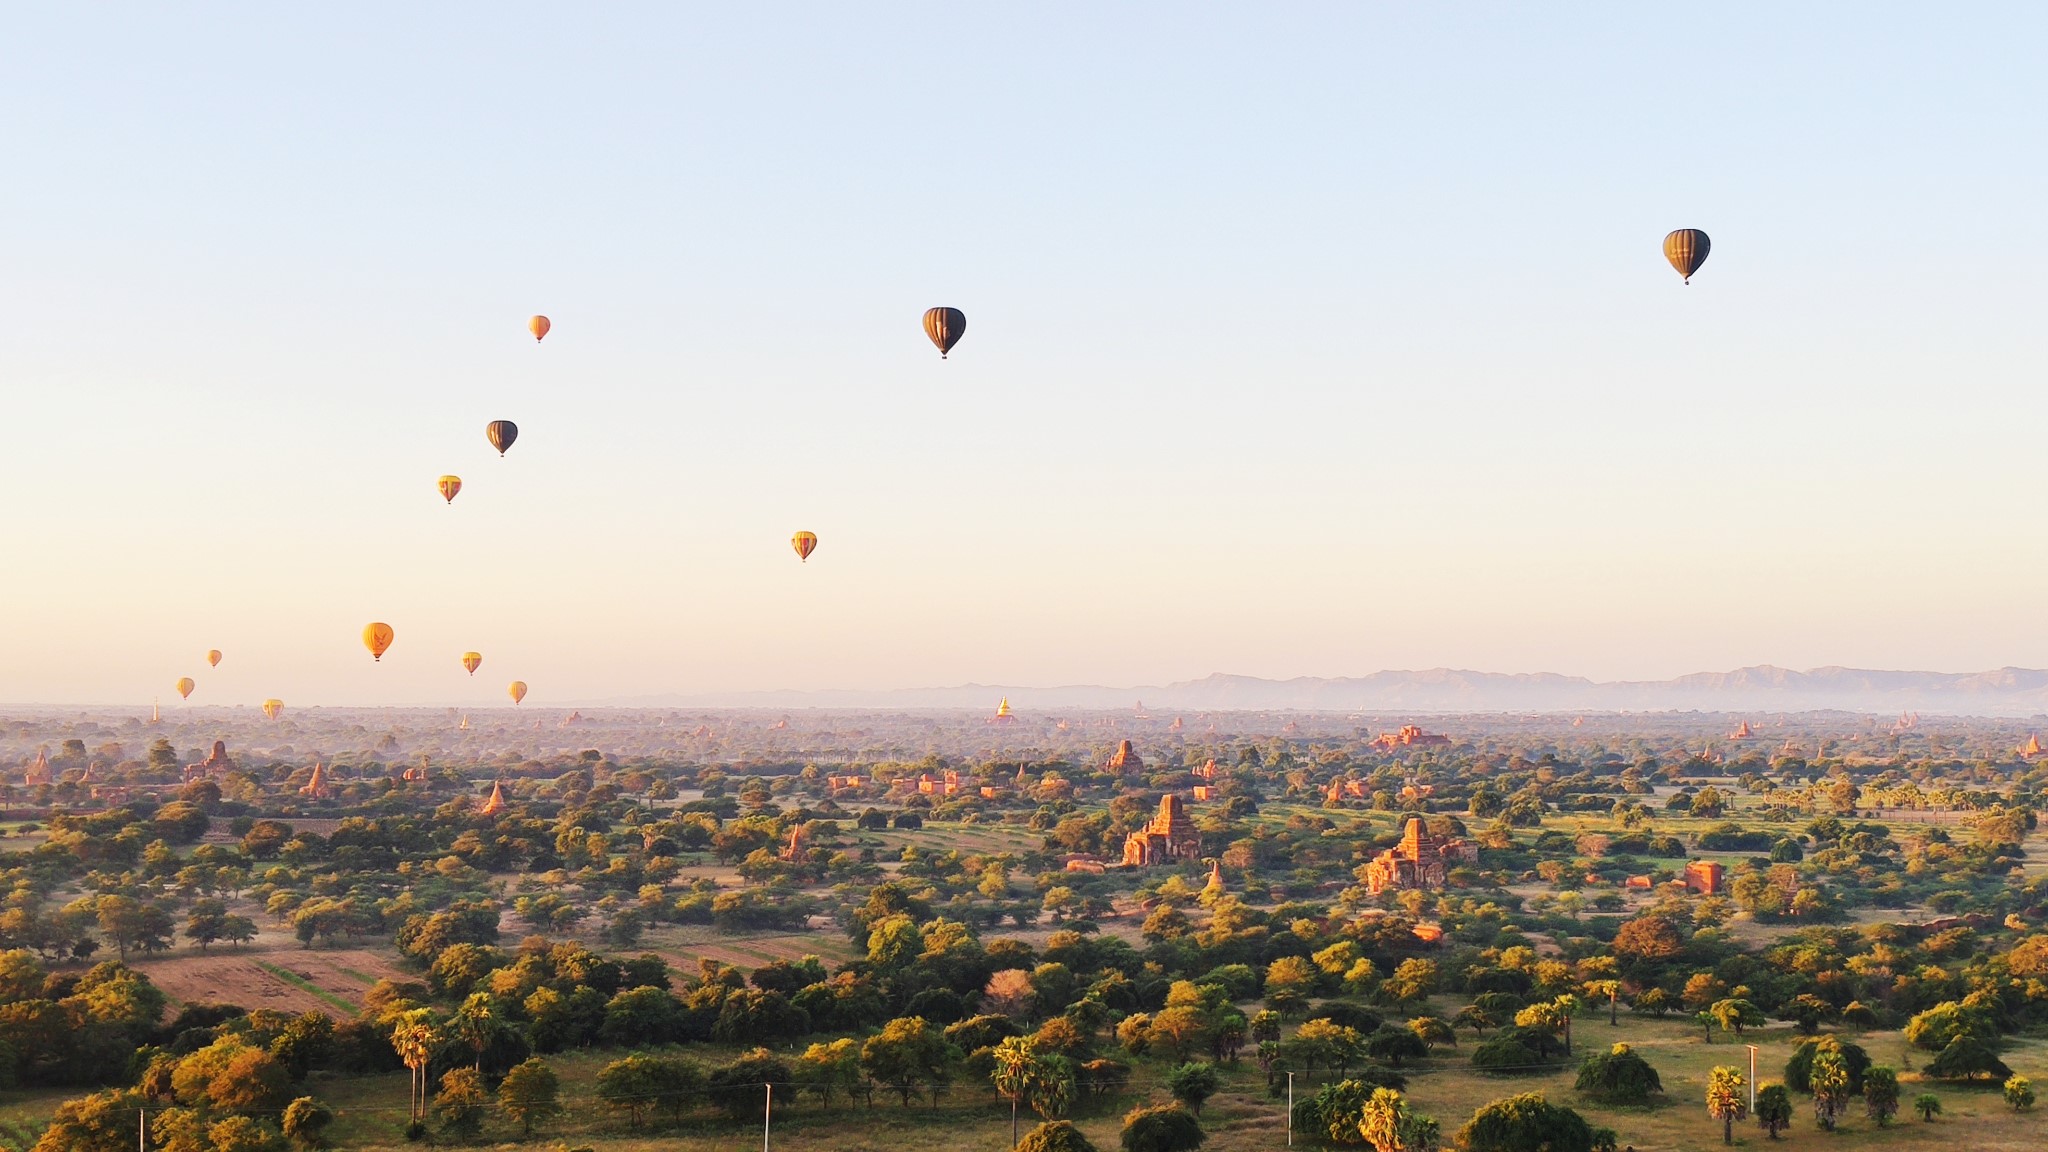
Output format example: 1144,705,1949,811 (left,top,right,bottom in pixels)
106,1006,2038,1152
